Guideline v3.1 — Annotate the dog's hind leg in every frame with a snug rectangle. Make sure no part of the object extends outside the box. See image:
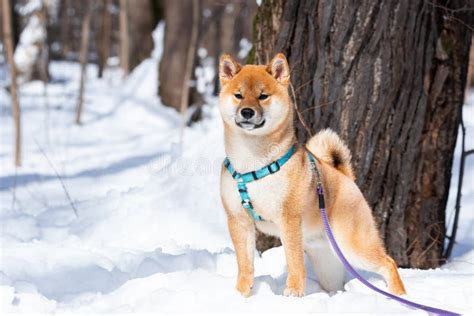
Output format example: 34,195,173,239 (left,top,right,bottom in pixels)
305,242,345,292
344,244,406,296
338,216,406,295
